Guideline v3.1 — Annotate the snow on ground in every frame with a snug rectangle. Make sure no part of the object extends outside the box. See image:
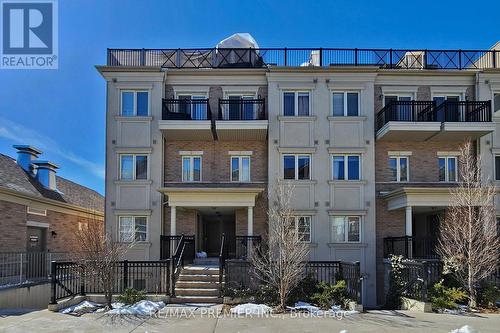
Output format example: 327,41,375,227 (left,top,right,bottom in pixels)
287,301,359,316
60,301,100,314
106,300,165,316
230,303,273,315
449,325,476,333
